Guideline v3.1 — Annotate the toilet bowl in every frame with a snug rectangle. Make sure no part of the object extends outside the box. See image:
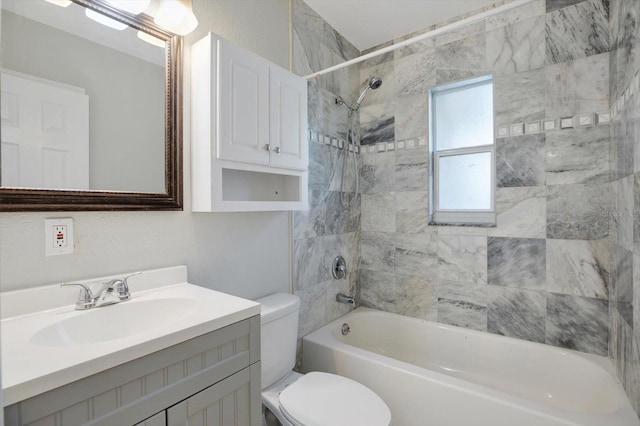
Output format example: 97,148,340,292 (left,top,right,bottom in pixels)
257,293,391,426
